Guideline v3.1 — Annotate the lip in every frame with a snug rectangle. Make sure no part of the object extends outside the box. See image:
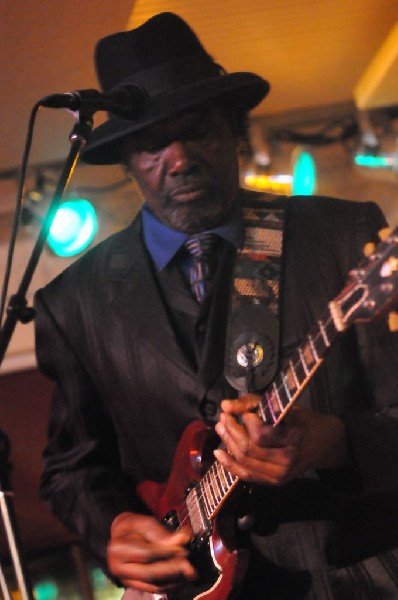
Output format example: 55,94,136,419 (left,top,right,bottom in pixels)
170,186,206,202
